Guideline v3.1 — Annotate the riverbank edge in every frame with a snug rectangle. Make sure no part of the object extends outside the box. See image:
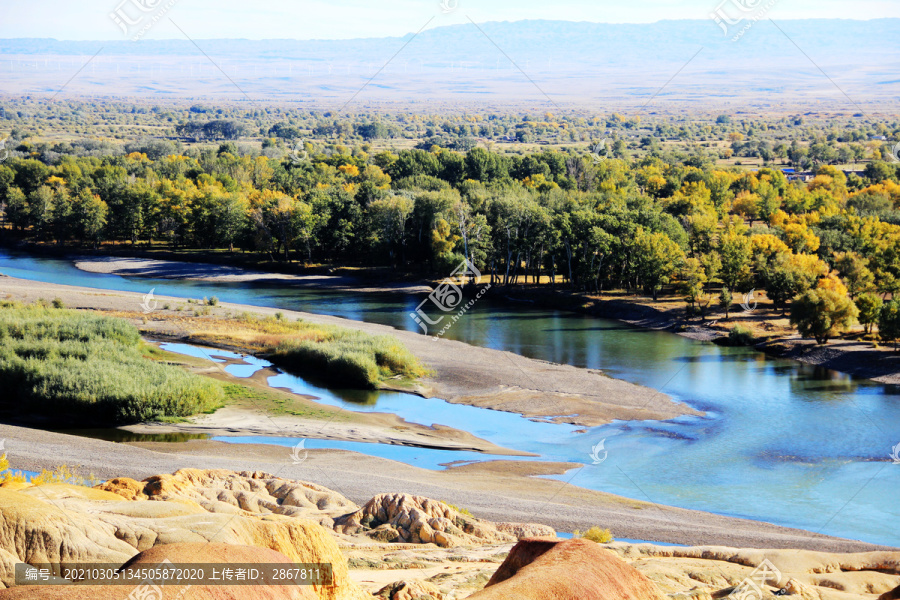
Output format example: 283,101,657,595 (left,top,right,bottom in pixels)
2,424,896,552
490,286,900,385
0,274,698,429
33,242,900,384
62,247,900,384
